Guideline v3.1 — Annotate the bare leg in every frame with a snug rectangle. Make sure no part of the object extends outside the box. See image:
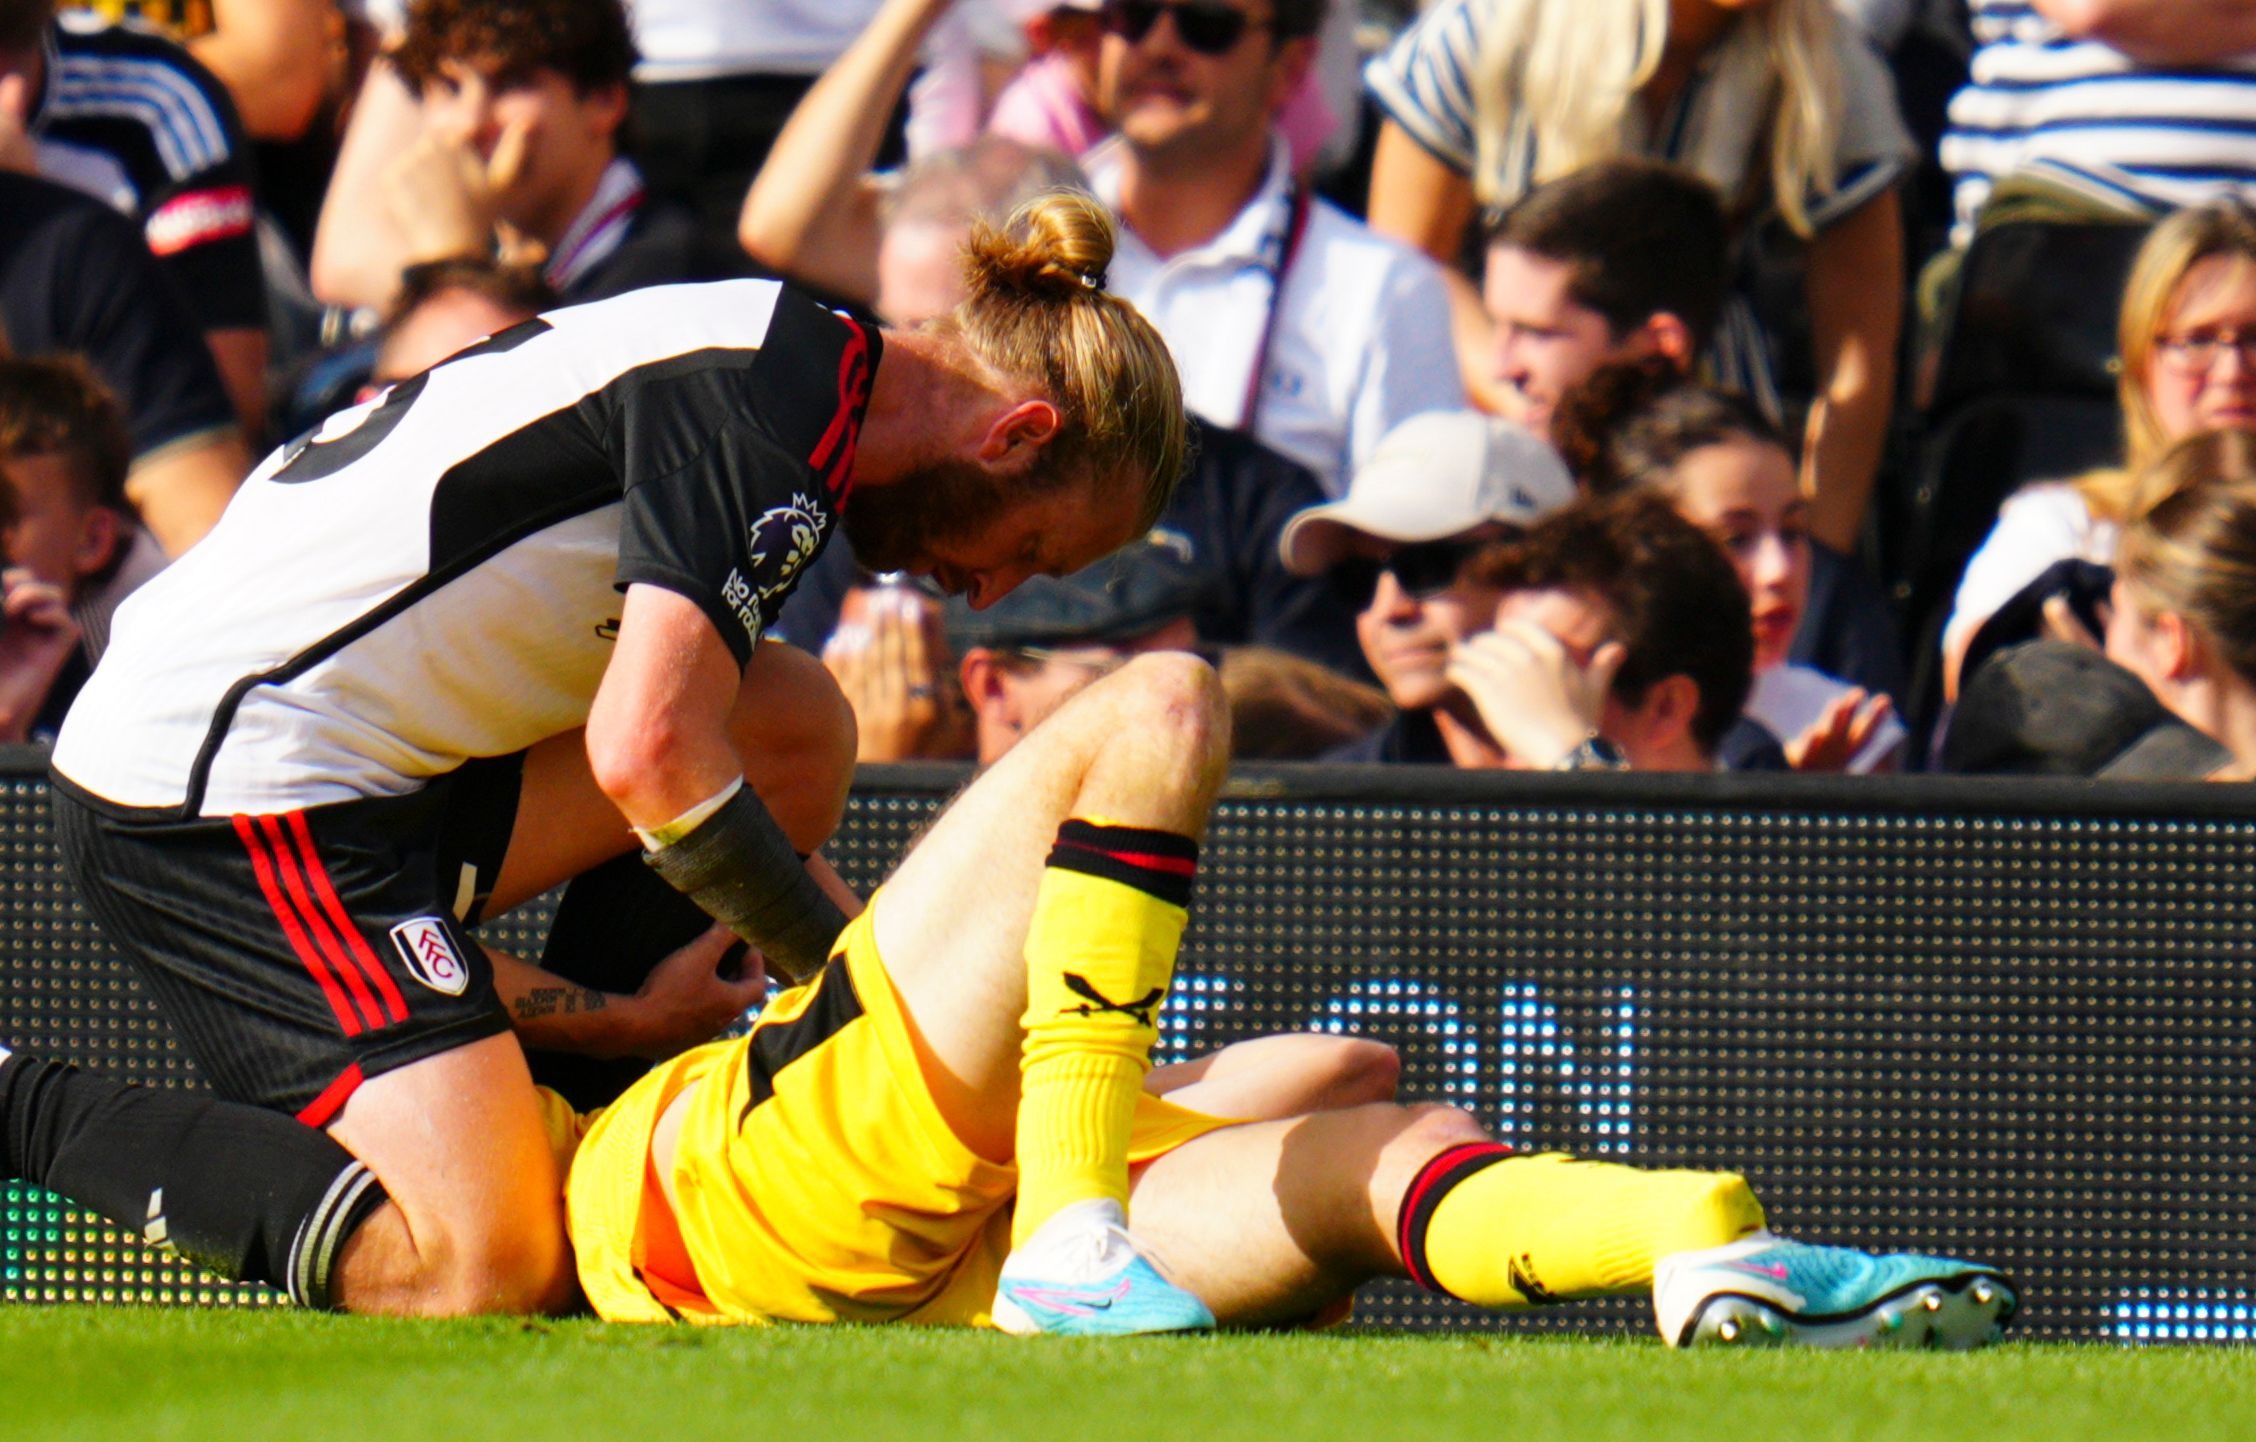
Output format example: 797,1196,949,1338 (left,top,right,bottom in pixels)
1148,1035,1401,1120
868,652,1229,1161
327,646,854,1316
1124,1102,1484,1327
325,1033,576,1316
